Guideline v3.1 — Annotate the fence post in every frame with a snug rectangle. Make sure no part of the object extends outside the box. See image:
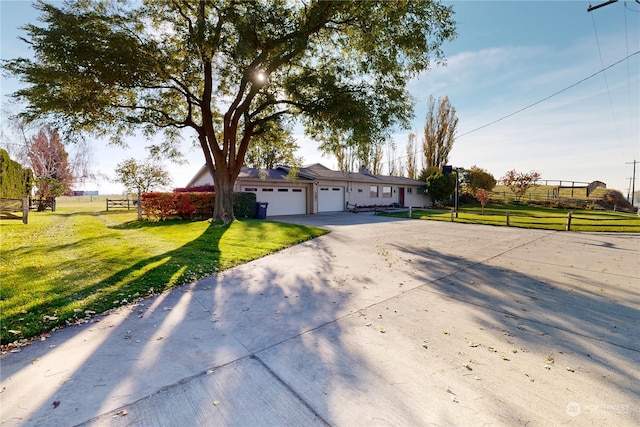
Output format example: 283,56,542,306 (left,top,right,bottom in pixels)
450,208,455,222
506,211,510,226
22,197,29,224
566,212,572,231
106,199,109,211
408,206,412,218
